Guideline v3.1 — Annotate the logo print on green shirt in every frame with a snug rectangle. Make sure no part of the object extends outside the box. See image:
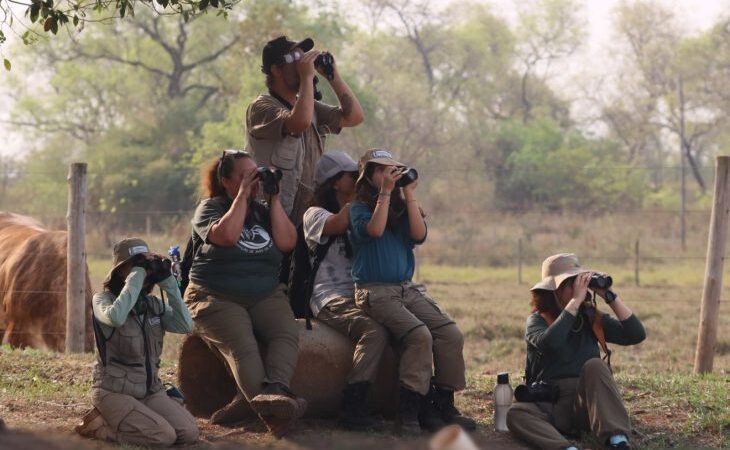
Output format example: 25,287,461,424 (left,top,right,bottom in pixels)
237,225,273,253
